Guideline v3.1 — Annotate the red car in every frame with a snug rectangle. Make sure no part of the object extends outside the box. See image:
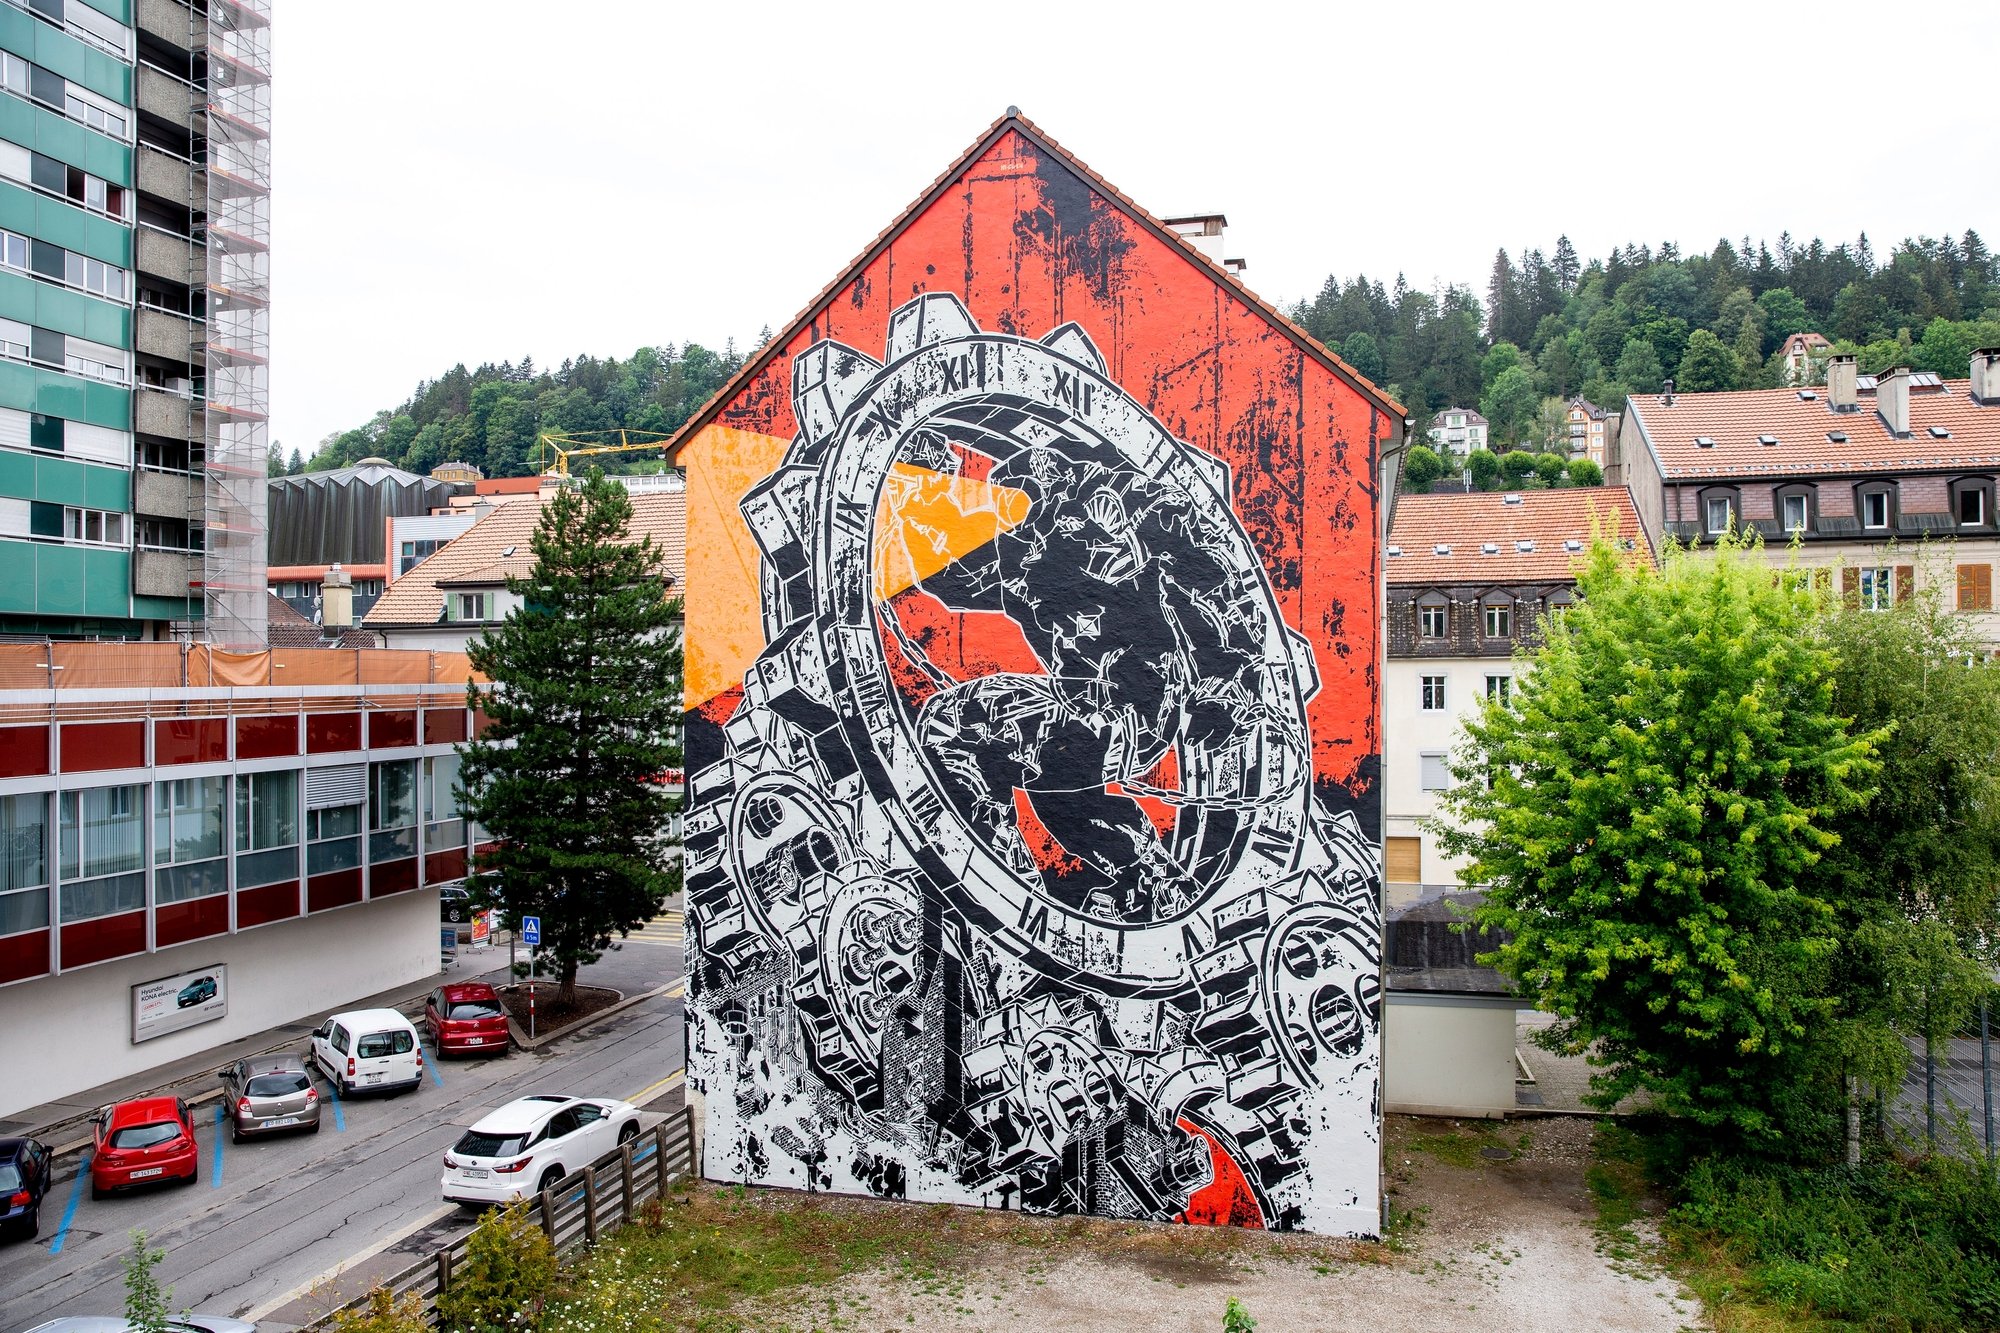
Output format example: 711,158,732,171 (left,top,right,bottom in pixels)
91,1096,198,1199
425,982,512,1058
